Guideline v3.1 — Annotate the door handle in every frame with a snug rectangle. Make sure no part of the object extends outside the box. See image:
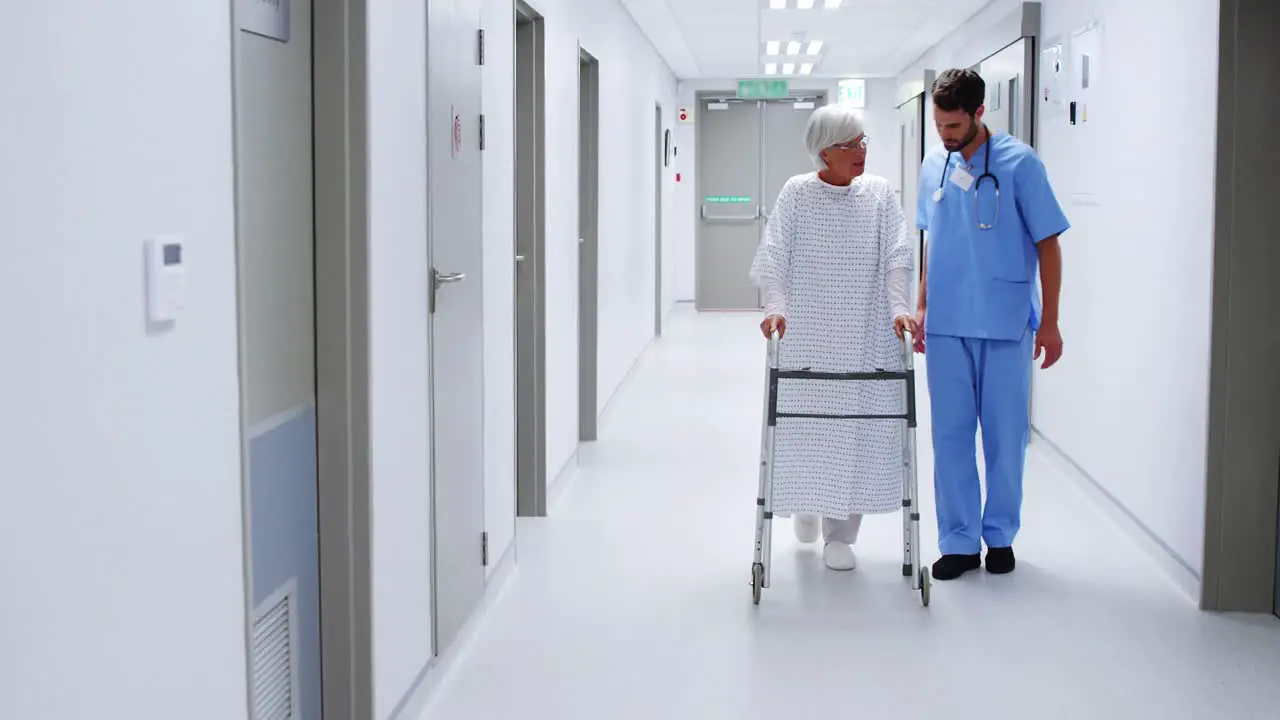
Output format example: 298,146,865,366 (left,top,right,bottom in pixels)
434,270,466,287
429,268,466,314
700,205,758,223
515,254,526,263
